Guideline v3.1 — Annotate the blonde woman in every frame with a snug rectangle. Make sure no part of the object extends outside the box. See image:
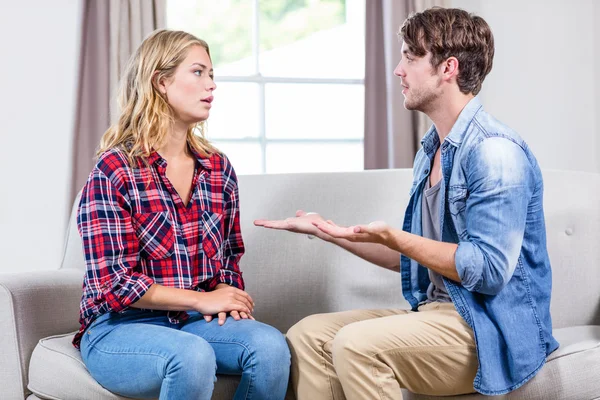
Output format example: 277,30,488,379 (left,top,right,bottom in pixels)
75,30,290,400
